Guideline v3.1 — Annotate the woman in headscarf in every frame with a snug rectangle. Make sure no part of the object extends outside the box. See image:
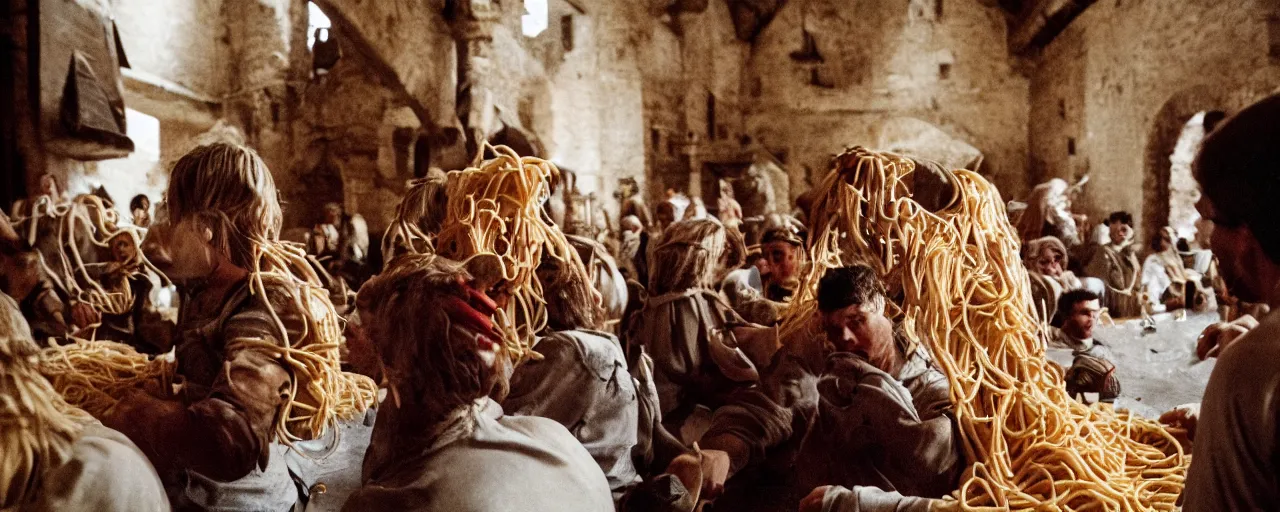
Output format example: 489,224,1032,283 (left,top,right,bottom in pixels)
1023,236,1083,323
628,219,775,444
